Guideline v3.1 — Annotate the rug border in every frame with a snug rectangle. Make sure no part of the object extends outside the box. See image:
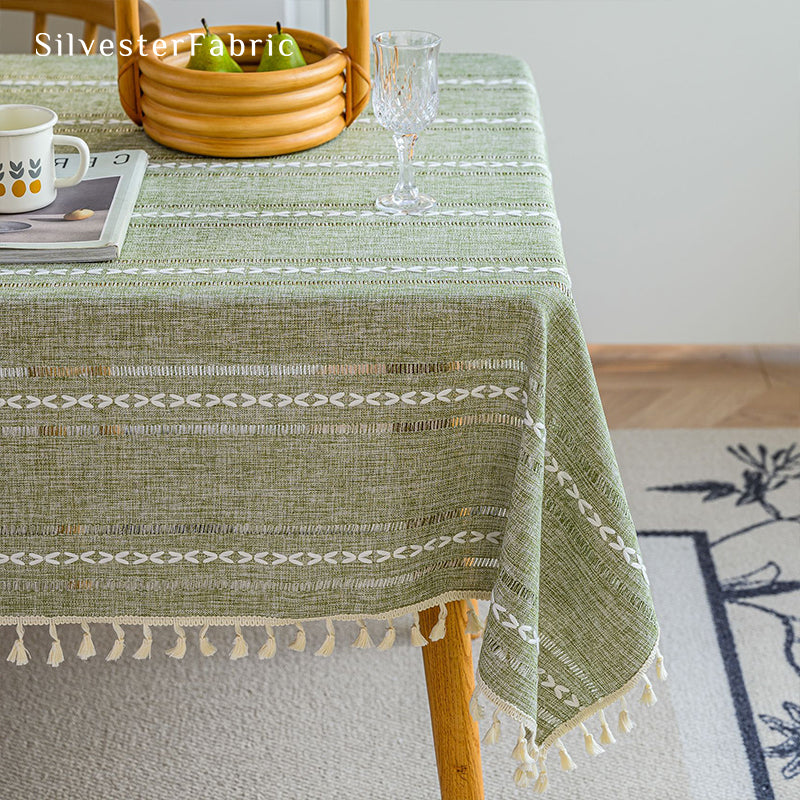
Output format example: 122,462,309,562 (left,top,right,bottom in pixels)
640,529,775,800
